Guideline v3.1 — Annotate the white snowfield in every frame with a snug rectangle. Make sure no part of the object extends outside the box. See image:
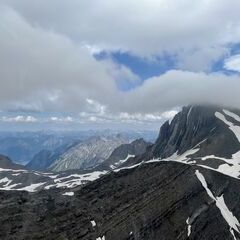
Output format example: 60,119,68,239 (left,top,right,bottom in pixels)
45,171,108,189
0,152,138,193
0,168,107,193
0,181,46,192
195,170,240,239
